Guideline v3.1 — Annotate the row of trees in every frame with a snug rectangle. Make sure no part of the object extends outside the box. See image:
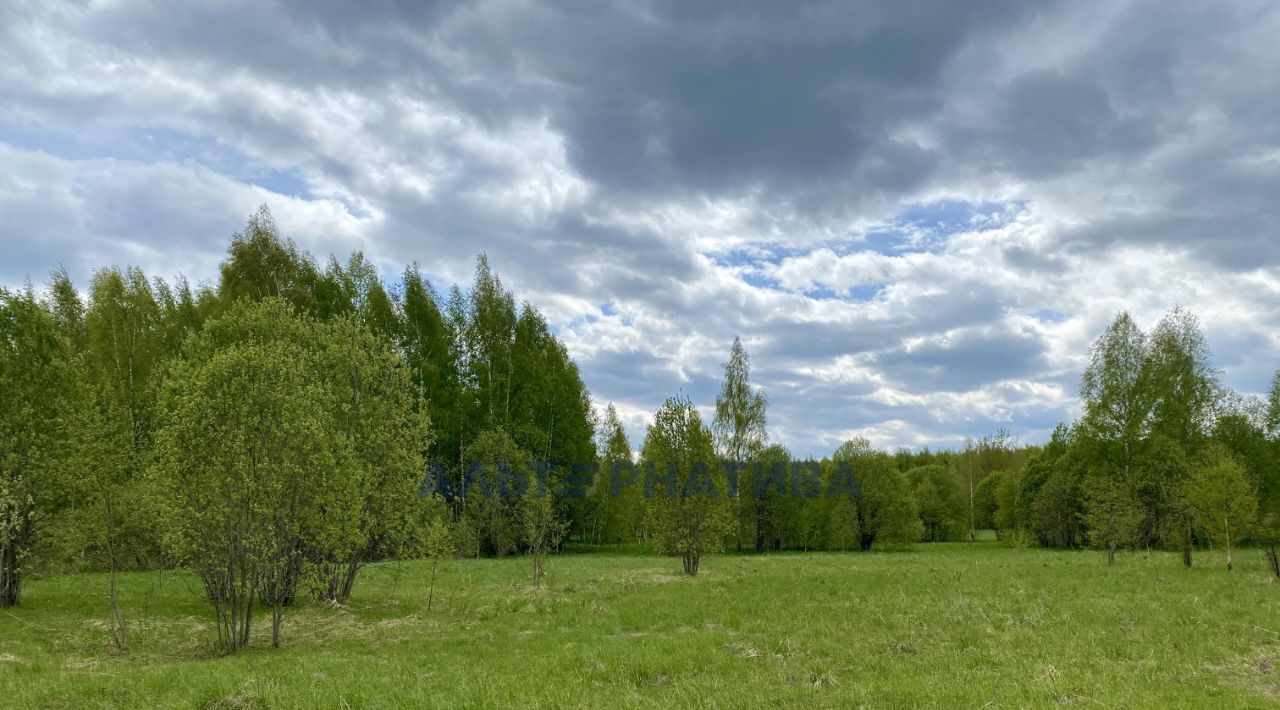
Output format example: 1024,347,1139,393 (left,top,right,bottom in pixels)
996,310,1280,572
581,340,1028,567
1,207,593,653
5,206,1278,652
583,313,1280,578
